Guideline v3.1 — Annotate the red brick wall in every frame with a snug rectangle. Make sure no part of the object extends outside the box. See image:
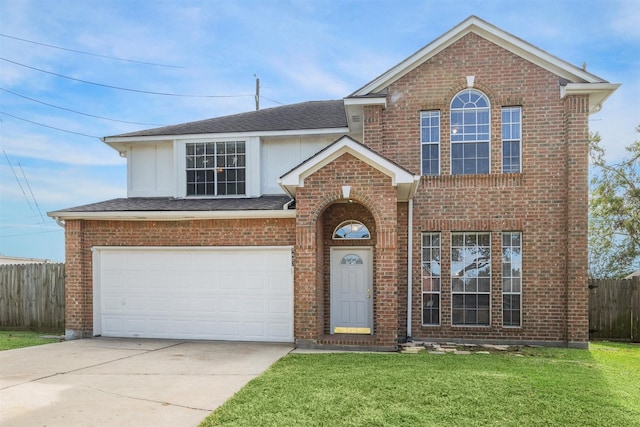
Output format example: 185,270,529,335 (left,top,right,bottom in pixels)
64,217,295,338
294,153,400,348
362,33,590,346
